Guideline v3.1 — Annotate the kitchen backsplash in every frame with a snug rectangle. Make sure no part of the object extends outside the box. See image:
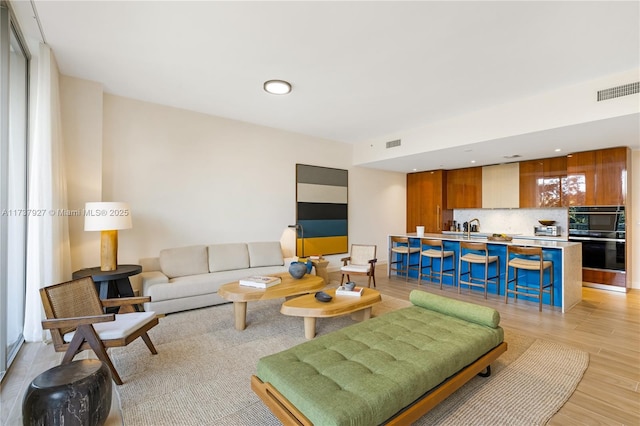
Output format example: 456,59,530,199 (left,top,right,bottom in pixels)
452,208,569,238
